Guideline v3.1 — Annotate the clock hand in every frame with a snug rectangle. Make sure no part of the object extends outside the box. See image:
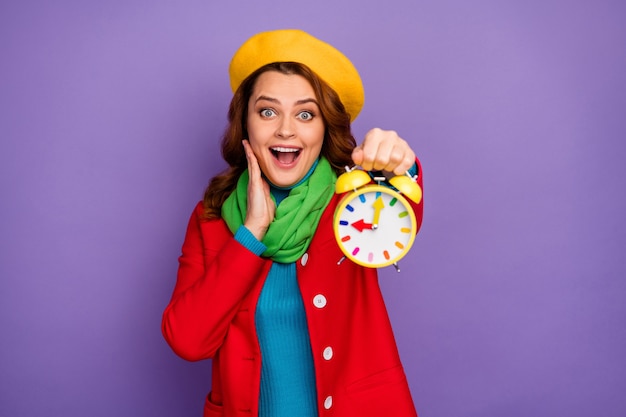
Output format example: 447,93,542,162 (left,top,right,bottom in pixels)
351,219,373,232
372,196,385,229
